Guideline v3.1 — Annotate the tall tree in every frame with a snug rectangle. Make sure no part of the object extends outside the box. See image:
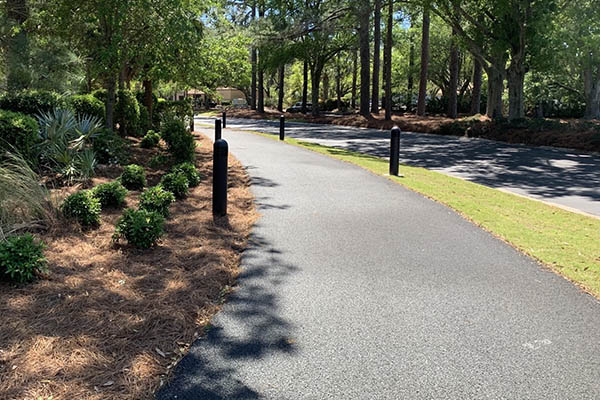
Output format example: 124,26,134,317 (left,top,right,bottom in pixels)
358,0,371,117
416,5,430,116
302,60,308,112
277,64,285,111
351,49,358,109
383,0,393,120
251,3,257,110
5,0,31,90
371,0,381,113
470,58,482,115
447,25,459,118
